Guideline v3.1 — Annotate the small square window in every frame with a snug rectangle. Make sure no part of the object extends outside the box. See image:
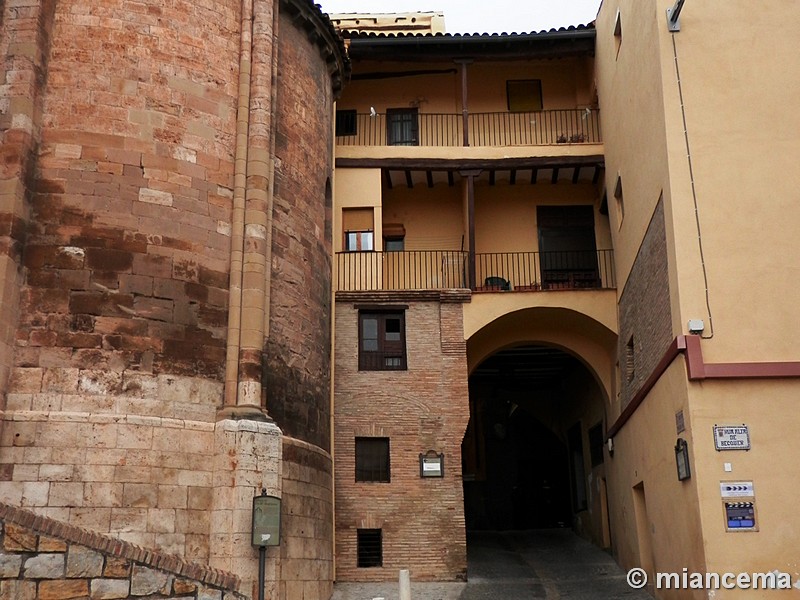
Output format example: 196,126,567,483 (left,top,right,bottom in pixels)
507,79,543,112
357,529,383,568
356,437,390,482
359,311,407,371
336,109,357,136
